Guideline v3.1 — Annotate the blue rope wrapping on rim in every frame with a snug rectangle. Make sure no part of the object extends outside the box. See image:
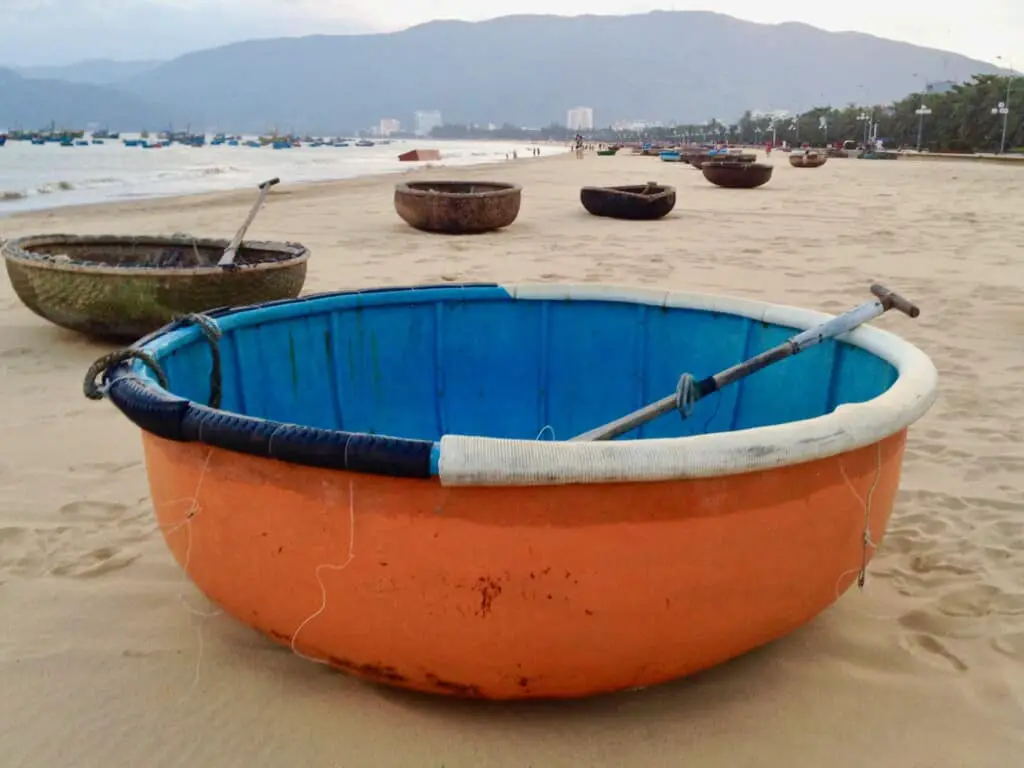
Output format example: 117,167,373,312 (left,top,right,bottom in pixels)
675,373,696,420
